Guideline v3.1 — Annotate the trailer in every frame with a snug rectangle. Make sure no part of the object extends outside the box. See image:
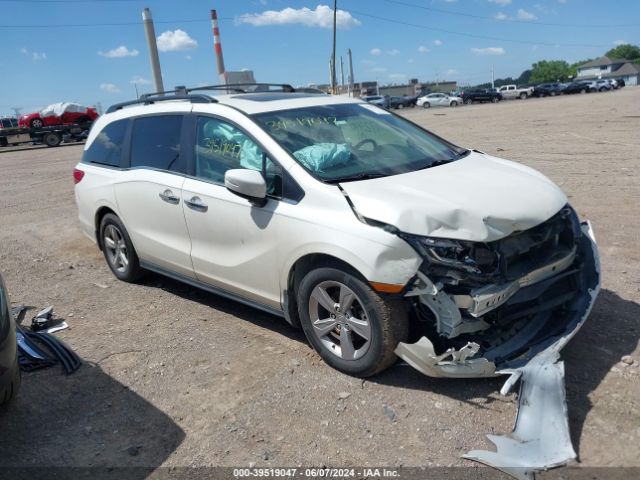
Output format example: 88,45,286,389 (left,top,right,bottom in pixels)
0,121,91,148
